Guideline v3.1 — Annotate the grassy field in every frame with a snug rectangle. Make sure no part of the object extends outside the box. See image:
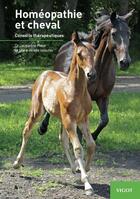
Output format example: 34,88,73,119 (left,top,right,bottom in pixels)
0,92,140,159
0,60,140,86
117,60,140,76
0,63,46,86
